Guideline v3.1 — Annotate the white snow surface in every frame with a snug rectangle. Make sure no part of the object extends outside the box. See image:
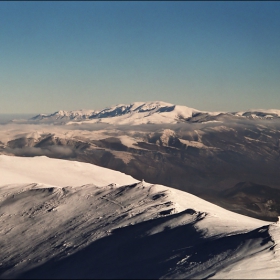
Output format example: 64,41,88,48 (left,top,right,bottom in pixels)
0,155,138,187
1,155,280,279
